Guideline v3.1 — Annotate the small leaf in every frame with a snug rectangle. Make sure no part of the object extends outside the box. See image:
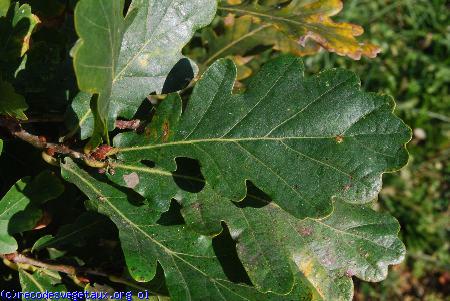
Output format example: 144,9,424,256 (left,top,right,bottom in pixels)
113,56,411,219
219,0,381,60
0,2,40,76
0,171,64,254
0,0,9,17
71,0,126,147
61,158,321,301
64,92,94,140
0,77,28,120
71,0,217,145
19,269,69,298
